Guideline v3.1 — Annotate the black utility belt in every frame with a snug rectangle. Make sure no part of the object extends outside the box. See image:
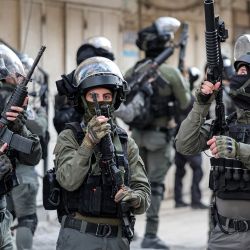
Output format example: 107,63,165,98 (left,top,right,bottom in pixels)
63,216,121,238
218,213,250,232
